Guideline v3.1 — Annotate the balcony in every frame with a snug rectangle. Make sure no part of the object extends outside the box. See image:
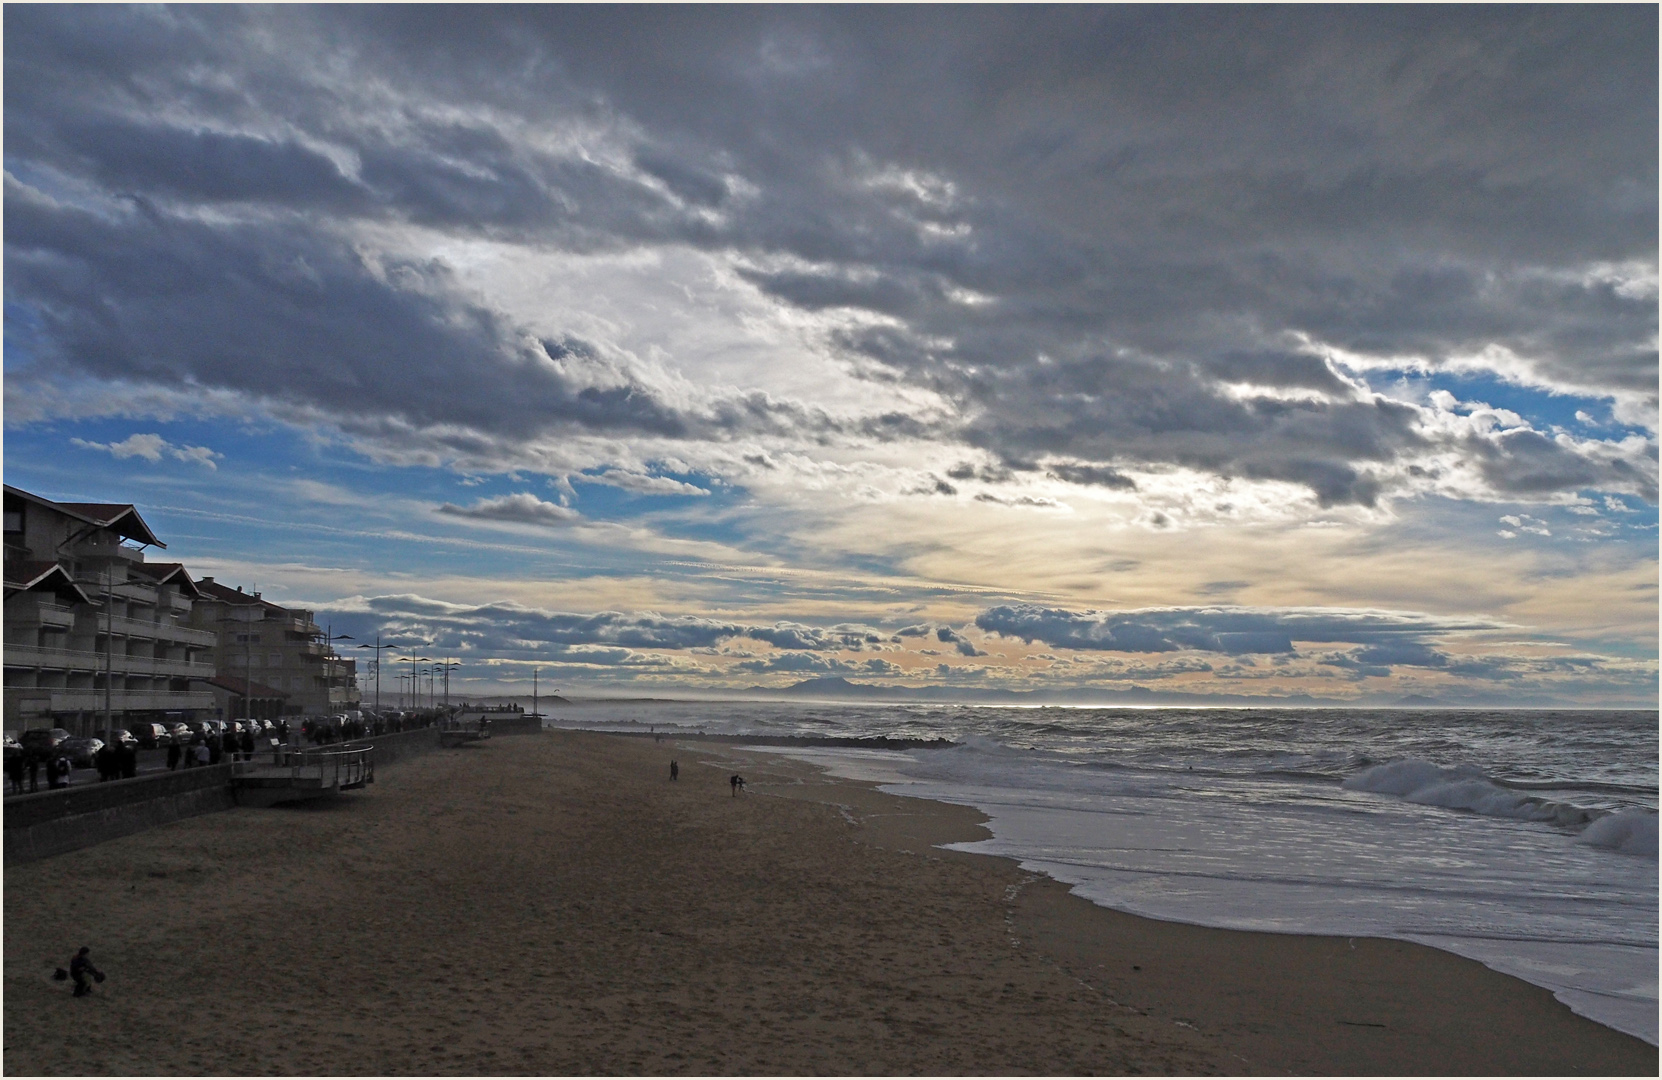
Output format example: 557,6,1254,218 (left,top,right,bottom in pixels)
110,580,158,604
3,643,215,679
28,600,79,631
15,688,216,713
98,613,217,647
